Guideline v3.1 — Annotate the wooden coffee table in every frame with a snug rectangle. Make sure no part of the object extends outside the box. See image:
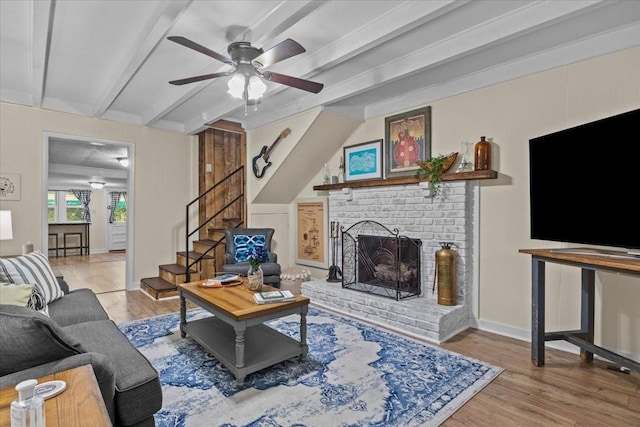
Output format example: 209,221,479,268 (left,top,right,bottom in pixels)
177,279,310,386
0,364,111,427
